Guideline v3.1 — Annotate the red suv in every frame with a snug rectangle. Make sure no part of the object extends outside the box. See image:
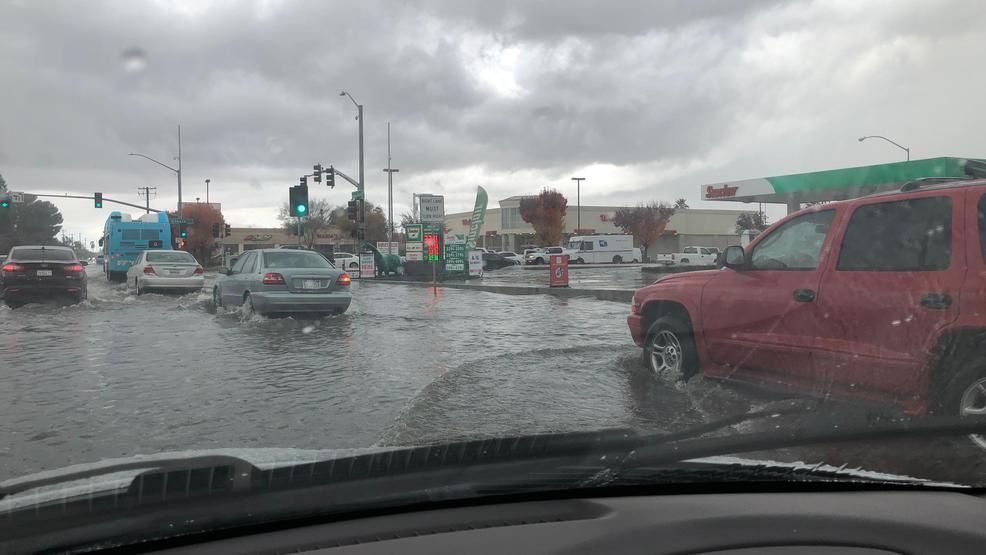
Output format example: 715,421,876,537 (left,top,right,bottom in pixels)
628,179,986,418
